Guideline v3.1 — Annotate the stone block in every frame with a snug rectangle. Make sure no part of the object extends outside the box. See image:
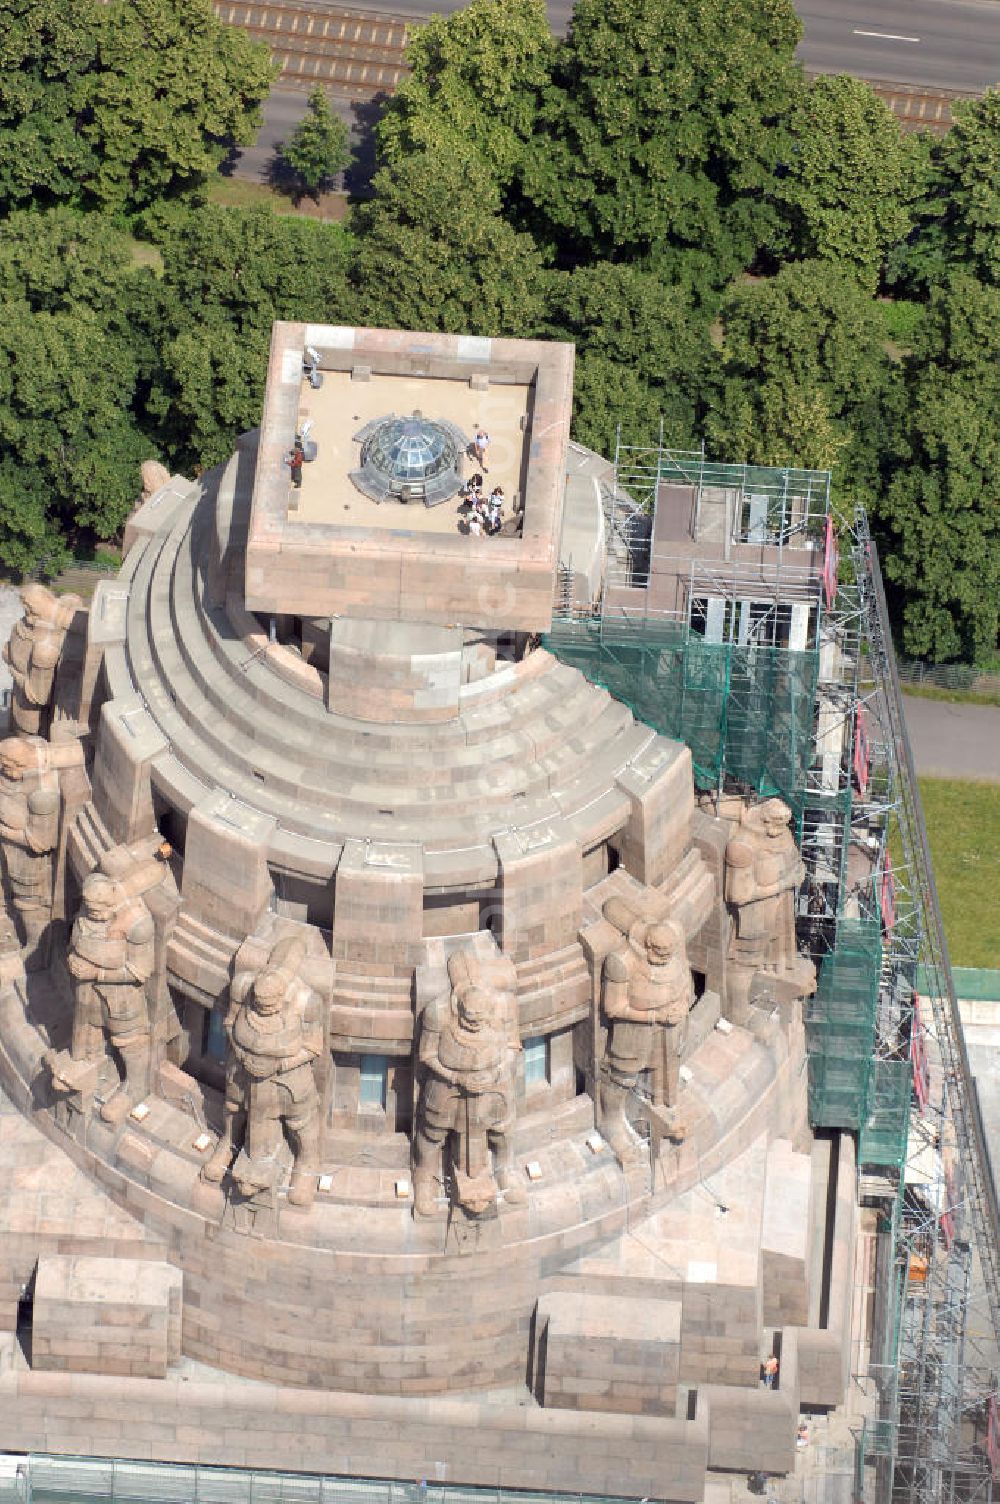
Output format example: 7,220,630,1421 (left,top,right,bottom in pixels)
181,790,275,939
32,1256,182,1380
495,828,583,963
90,697,167,846
615,740,693,887
334,839,424,965
536,1291,681,1417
